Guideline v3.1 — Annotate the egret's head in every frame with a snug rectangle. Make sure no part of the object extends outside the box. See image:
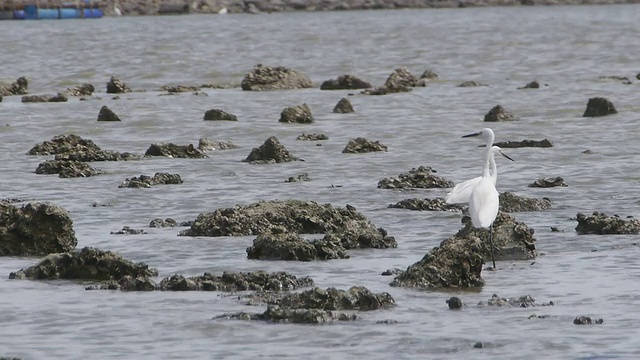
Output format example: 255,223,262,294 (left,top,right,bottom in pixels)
491,146,515,162
462,128,495,140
